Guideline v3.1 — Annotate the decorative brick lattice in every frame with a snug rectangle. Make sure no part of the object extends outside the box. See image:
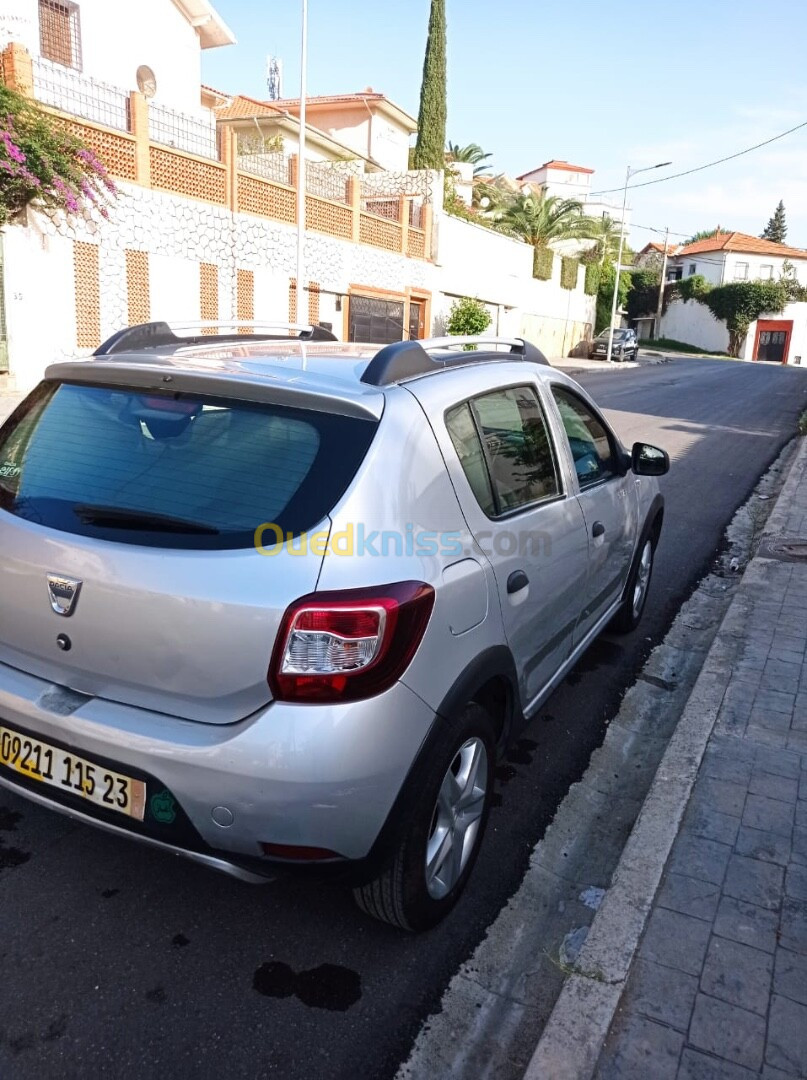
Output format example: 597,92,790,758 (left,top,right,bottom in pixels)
200,262,218,333
308,281,320,326
237,269,254,331
360,213,403,253
51,115,137,180
237,174,296,223
407,229,427,260
73,241,100,349
150,147,226,204
288,278,297,323
125,250,149,325
306,196,352,241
